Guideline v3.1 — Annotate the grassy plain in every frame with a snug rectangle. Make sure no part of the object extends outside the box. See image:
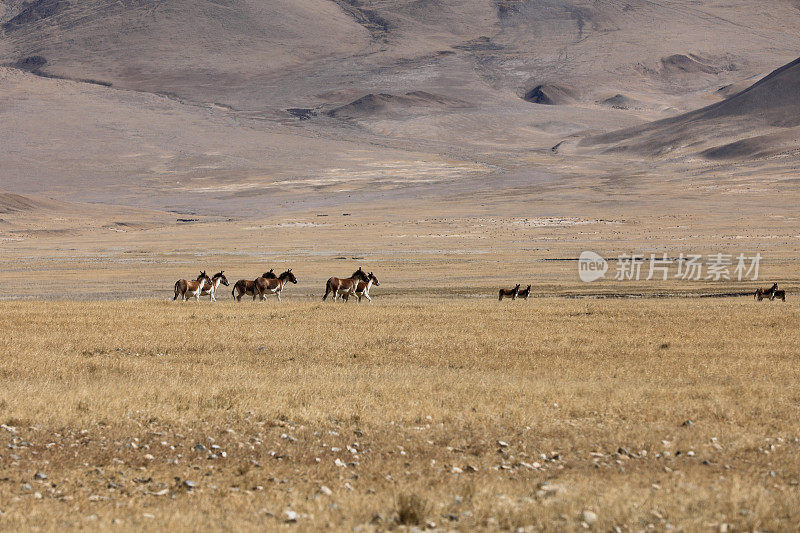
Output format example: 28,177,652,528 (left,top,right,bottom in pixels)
0,297,798,531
